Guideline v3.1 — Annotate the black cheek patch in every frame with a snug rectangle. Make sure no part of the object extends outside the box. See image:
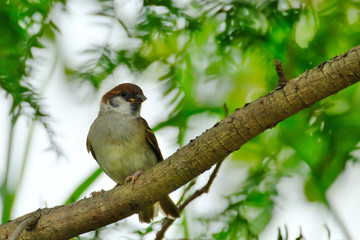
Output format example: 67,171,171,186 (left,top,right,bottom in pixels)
109,98,119,108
